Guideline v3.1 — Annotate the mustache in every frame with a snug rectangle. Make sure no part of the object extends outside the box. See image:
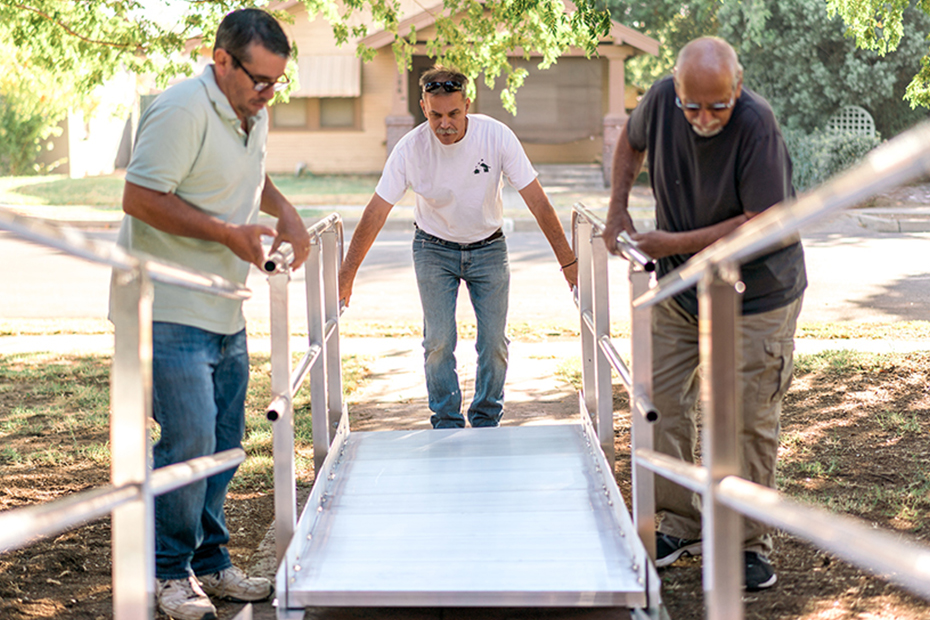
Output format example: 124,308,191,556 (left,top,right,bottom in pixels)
436,127,458,135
